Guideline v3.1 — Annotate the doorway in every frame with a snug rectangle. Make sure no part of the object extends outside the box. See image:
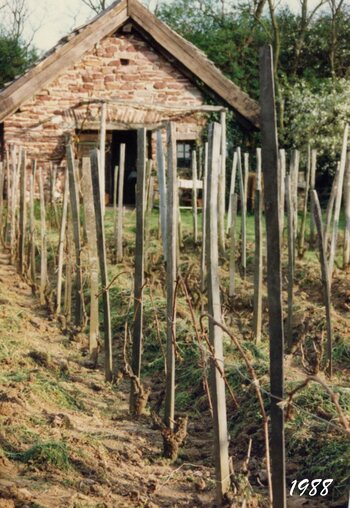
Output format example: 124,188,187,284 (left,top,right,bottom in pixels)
111,130,138,205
